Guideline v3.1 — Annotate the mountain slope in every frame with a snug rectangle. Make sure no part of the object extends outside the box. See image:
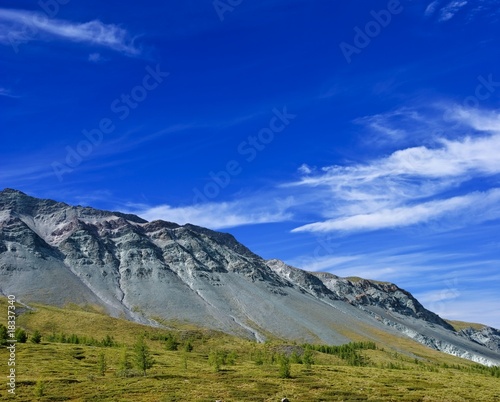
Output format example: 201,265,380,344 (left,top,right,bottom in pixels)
1,188,499,366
